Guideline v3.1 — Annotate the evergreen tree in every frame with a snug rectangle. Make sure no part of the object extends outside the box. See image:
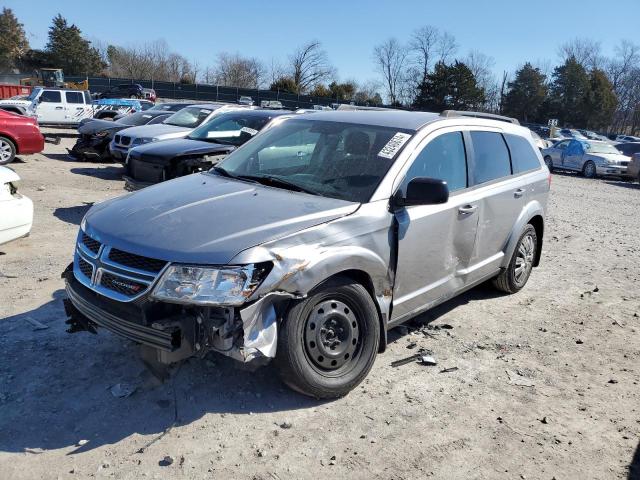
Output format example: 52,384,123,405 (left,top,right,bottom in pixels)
548,57,590,126
270,76,298,94
413,61,485,111
45,14,104,75
584,69,617,130
0,8,30,72
502,63,548,123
